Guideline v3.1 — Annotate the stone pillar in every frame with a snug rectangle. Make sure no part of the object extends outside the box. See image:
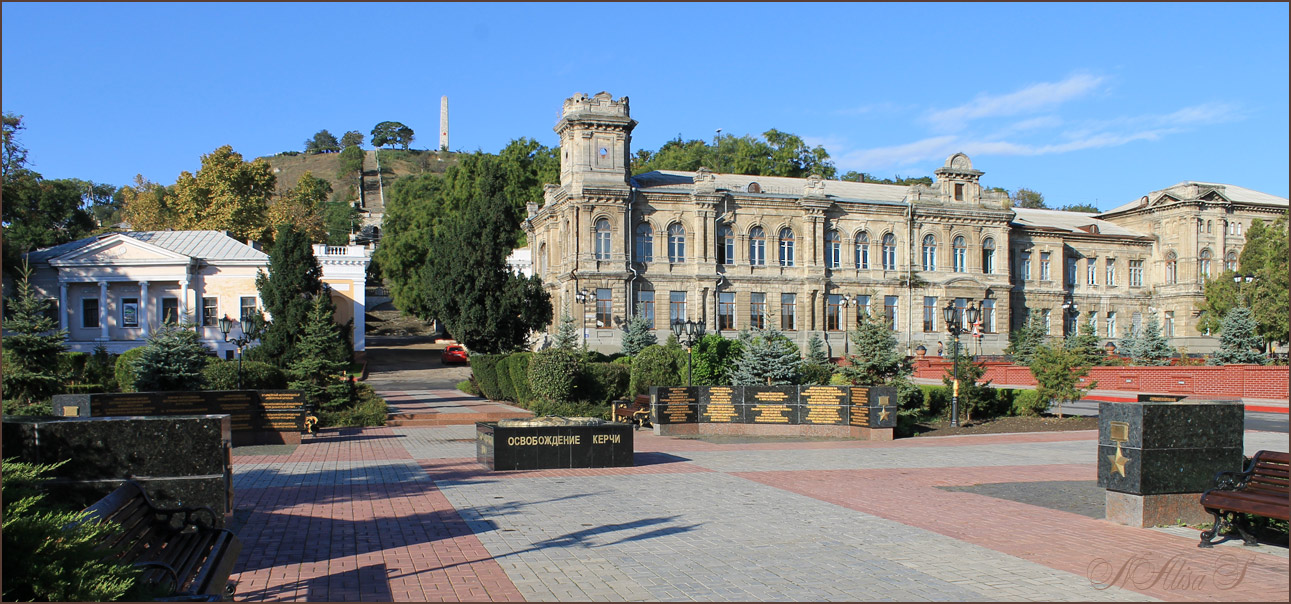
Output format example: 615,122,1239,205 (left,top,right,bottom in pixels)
59,282,68,332
1099,399,1244,527
139,281,150,338
98,281,109,341
180,277,190,321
